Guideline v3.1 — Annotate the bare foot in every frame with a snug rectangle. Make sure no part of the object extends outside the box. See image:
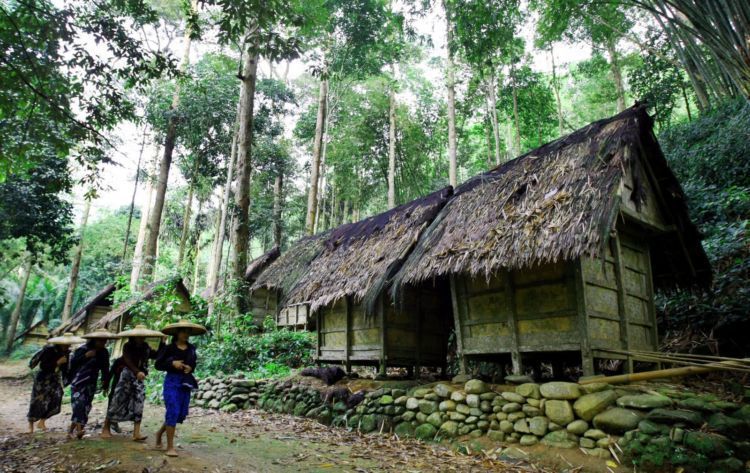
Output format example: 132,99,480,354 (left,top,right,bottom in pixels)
133,435,148,442
76,427,85,439
165,448,178,457
100,431,113,439
154,442,164,450
37,420,47,430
